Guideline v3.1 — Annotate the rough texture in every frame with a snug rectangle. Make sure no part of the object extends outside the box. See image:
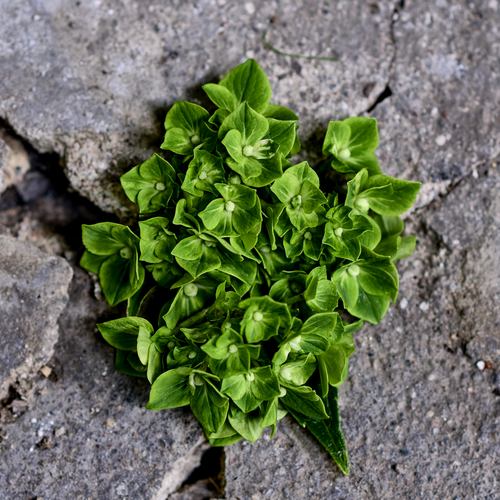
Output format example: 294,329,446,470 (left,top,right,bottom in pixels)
0,266,210,500
0,0,398,213
0,132,31,195
0,235,73,400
